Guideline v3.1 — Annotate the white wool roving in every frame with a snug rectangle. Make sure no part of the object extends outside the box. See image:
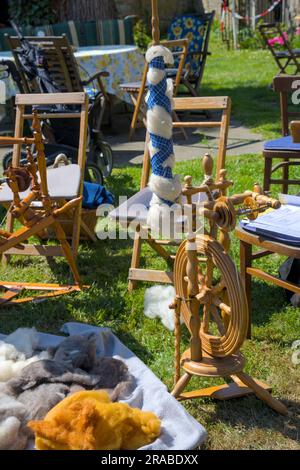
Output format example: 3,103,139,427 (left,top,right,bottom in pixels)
145,44,182,237
144,285,183,331
0,342,49,383
4,327,39,358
